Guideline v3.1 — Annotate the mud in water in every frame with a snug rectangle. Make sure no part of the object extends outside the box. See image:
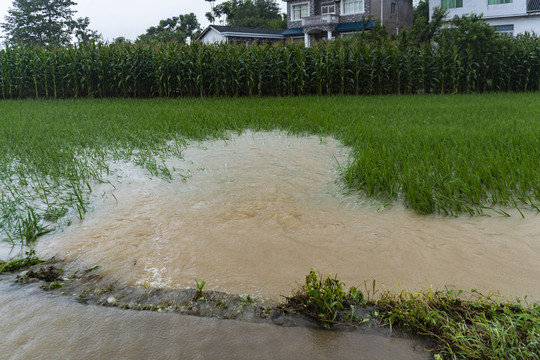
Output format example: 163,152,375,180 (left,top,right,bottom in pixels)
37,131,540,300
0,281,431,360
